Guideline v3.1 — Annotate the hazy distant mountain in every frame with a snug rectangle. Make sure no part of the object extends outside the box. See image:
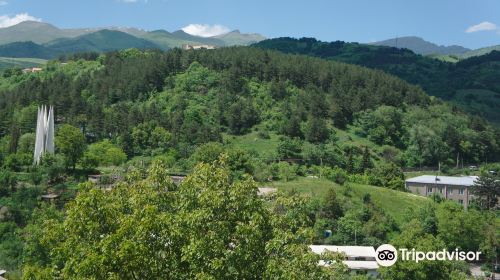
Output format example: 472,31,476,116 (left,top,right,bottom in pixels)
46,30,160,54
170,30,225,46
140,30,218,49
0,21,92,45
214,30,266,46
372,36,470,55
0,30,160,59
0,21,265,53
